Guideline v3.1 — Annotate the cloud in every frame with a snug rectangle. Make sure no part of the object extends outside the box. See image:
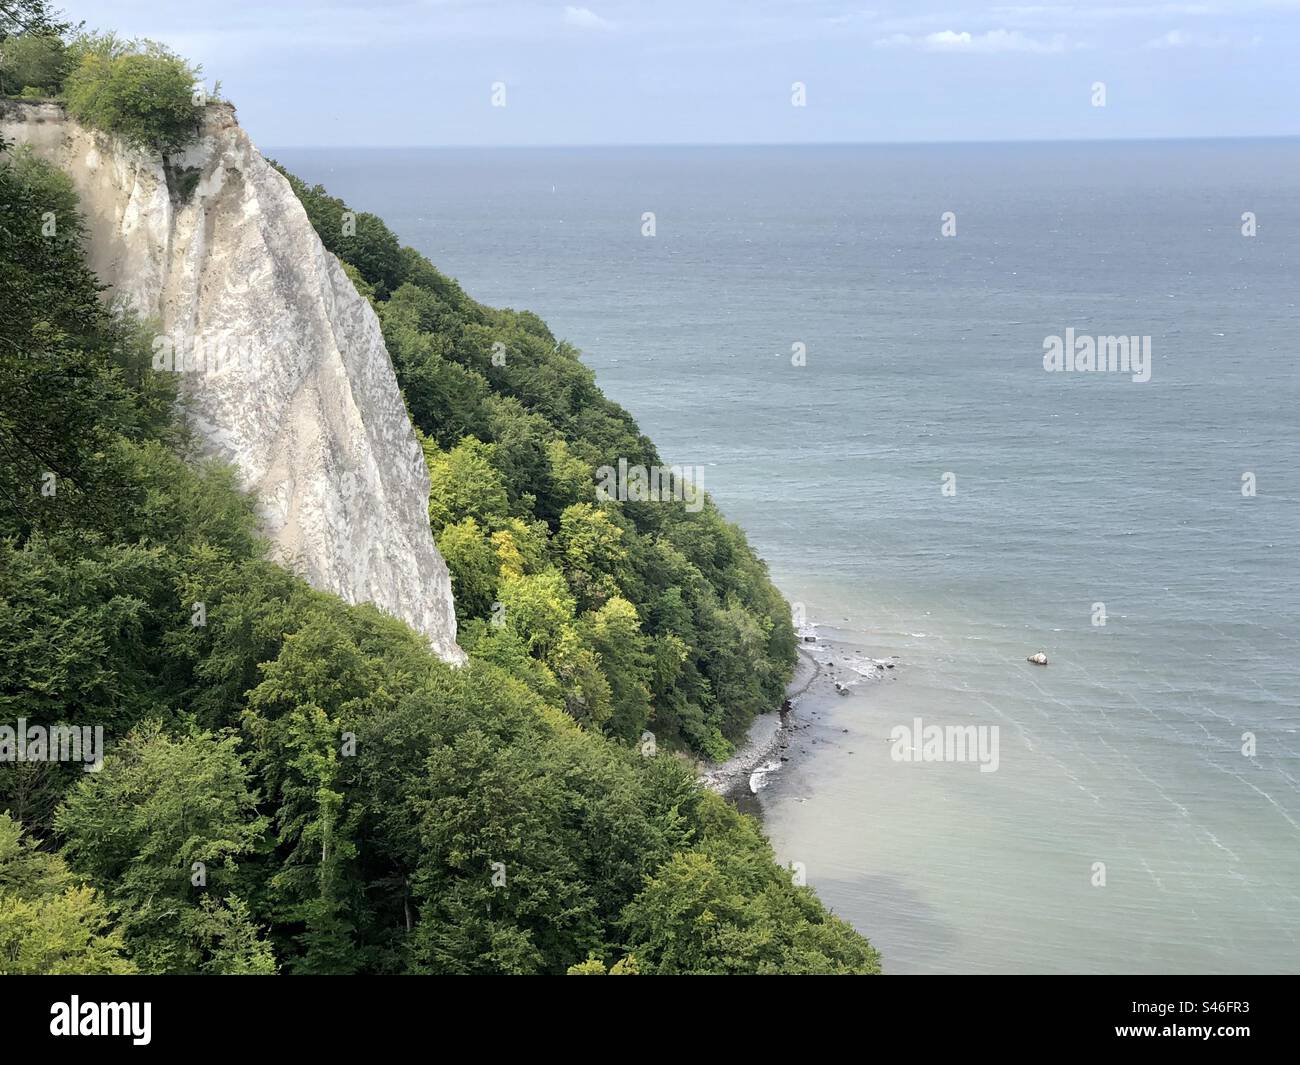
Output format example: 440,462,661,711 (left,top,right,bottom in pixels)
1149,27,1258,47
563,6,614,31
1147,28,1195,47
876,29,1068,54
